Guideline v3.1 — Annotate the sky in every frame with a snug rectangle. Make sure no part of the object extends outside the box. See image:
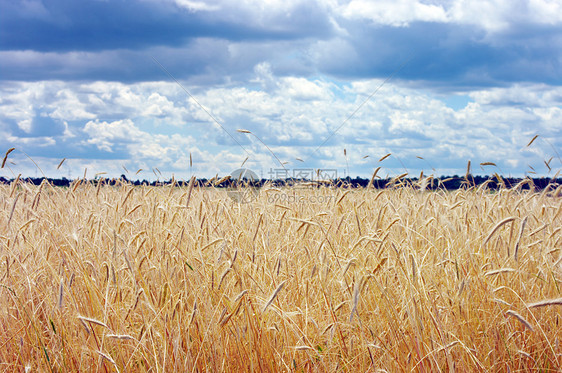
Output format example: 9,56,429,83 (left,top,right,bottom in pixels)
1,0,561,181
